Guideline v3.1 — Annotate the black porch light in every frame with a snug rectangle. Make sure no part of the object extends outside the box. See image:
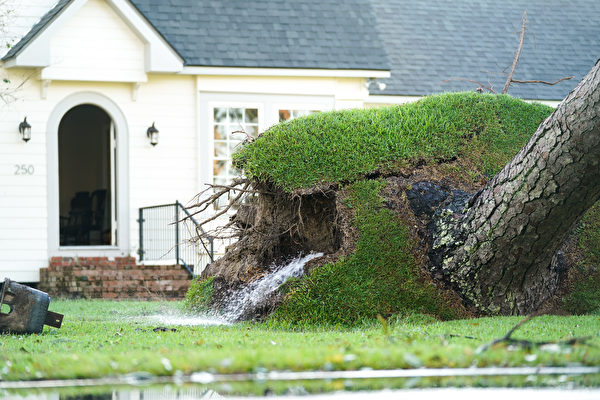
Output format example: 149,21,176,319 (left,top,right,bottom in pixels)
19,117,31,142
146,122,159,146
